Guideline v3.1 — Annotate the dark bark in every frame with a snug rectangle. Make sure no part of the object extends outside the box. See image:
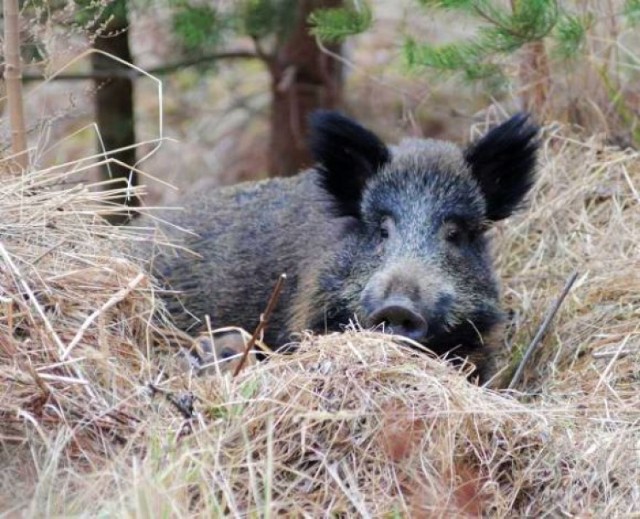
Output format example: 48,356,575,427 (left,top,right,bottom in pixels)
91,1,137,224
268,0,343,177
